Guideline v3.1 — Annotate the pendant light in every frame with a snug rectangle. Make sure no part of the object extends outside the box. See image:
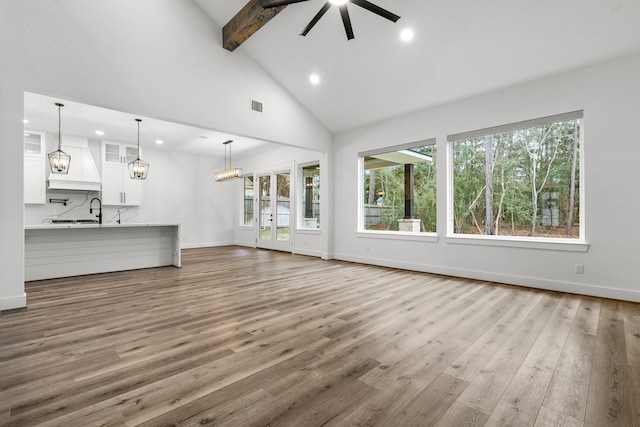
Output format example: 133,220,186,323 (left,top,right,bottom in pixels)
215,140,243,181
128,118,149,179
48,103,71,174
